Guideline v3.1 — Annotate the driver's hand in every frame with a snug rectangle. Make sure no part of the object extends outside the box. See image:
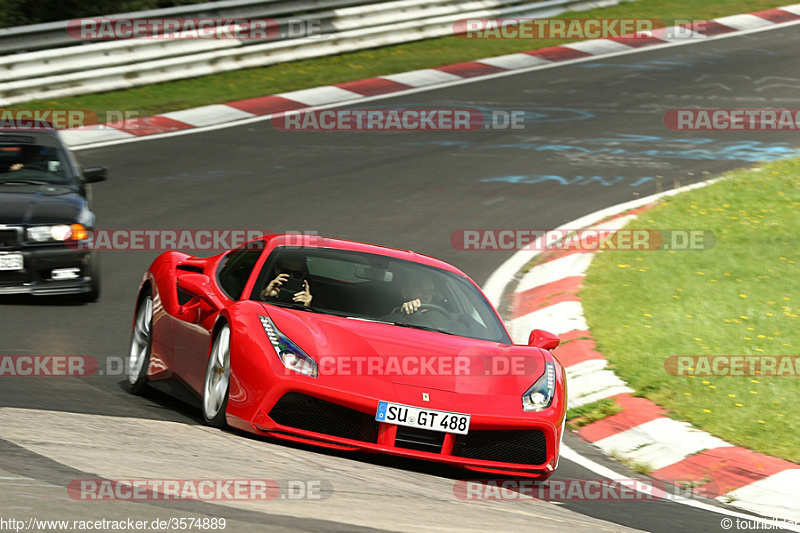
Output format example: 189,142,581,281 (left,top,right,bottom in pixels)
9,163,23,172
294,280,312,307
401,298,422,315
261,273,289,299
